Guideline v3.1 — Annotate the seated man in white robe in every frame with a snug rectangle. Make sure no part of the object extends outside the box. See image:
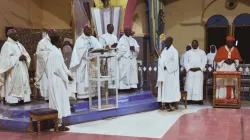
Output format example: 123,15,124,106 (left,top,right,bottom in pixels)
184,40,207,105
35,28,57,101
48,35,72,131
157,37,180,111
180,44,191,68
0,29,31,104
117,27,140,91
70,24,102,99
99,24,118,90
